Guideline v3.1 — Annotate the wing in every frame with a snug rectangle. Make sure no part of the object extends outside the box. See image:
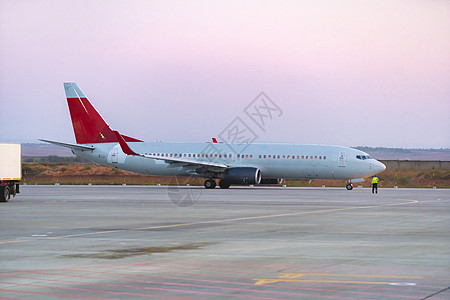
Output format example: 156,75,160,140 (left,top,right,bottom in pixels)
112,131,228,174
